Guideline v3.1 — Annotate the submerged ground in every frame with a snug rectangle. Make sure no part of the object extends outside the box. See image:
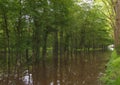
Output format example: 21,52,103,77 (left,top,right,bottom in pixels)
0,51,111,85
